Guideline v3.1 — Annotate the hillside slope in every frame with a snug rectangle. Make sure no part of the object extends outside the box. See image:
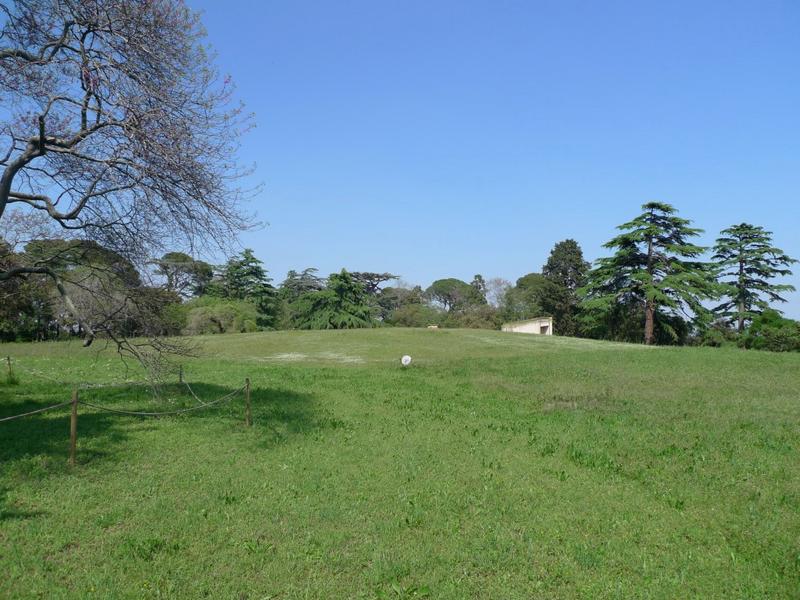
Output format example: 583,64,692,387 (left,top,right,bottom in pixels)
2,329,799,598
